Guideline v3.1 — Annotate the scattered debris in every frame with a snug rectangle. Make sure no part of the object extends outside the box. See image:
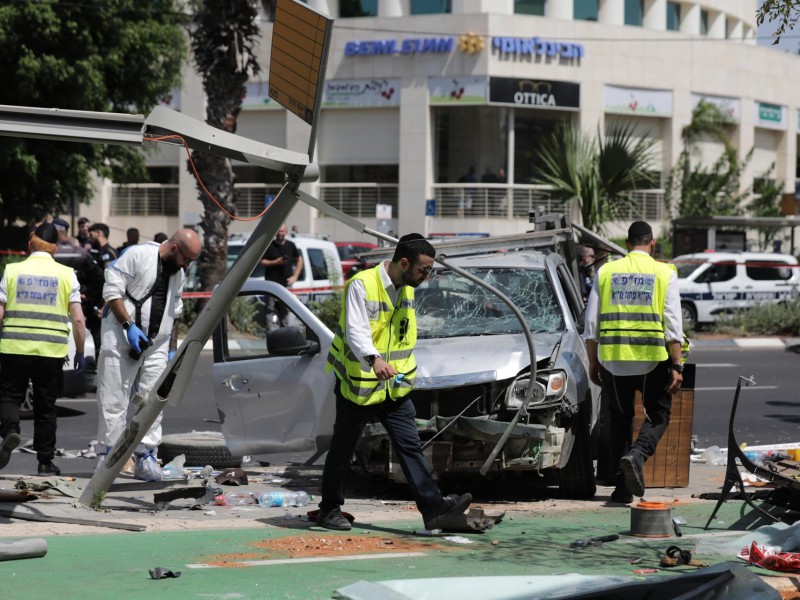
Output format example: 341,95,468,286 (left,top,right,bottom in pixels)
149,567,181,579
0,538,47,561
